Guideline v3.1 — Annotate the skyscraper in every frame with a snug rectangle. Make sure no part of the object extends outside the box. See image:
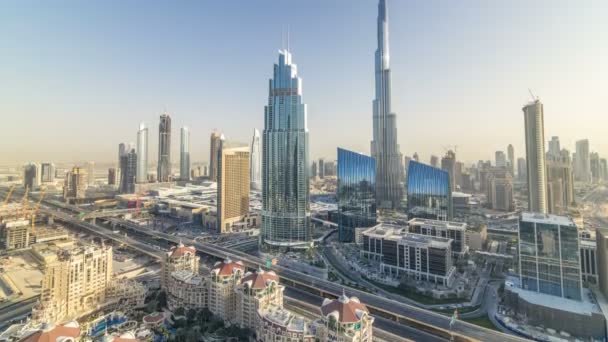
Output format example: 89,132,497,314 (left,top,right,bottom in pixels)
261,49,311,249
406,161,453,221
158,112,172,182
337,148,377,243
495,151,507,168
548,136,561,158
117,143,126,186
23,163,41,189
575,139,591,183
40,163,55,183
371,0,404,210
590,152,600,183
507,144,515,175
546,149,574,215
517,157,527,181
136,122,148,183
318,158,325,179
217,140,250,233
250,129,262,190
63,166,87,203
120,148,137,194
180,126,190,181
523,99,547,213
209,130,222,182
430,155,438,168
441,150,456,192
86,161,95,186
